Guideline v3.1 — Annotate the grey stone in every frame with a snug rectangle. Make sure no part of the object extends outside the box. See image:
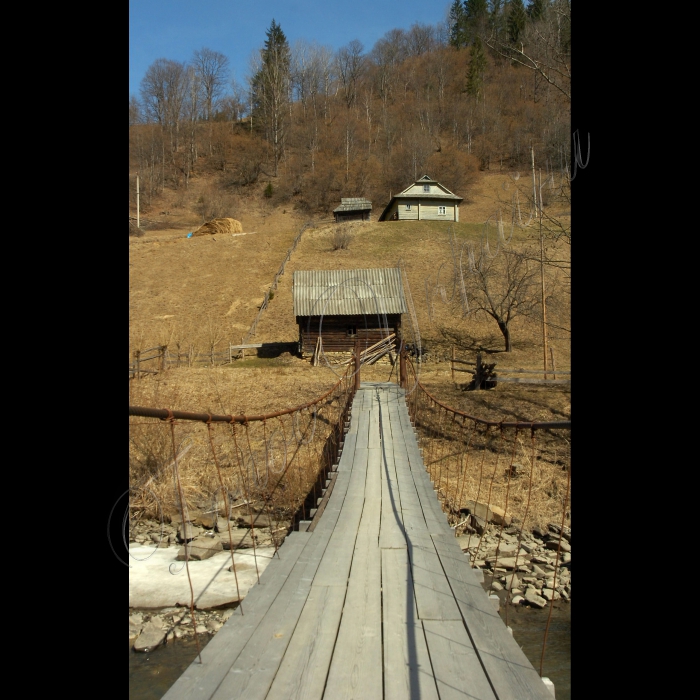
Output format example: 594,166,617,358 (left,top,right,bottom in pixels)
195,624,208,634
215,517,230,533
461,500,493,522
490,581,503,591
524,590,548,608
520,541,539,554
206,619,223,633
496,543,519,558
541,588,560,601
221,529,257,550
545,539,571,553
511,588,523,596
562,552,571,564
503,573,520,591
221,608,236,621
238,514,273,529
532,525,549,539
511,595,524,605
176,536,223,561
488,557,519,570
532,564,547,576
198,513,219,529
178,522,201,542
470,514,486,535
133,622,167,652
